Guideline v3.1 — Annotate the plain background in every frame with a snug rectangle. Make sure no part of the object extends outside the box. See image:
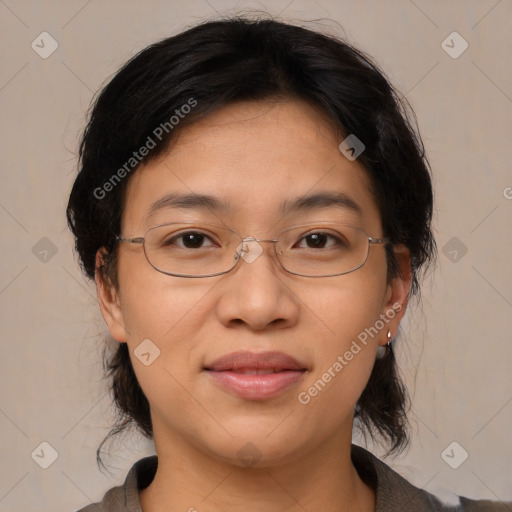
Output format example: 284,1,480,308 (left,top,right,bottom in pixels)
0,1,511,510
